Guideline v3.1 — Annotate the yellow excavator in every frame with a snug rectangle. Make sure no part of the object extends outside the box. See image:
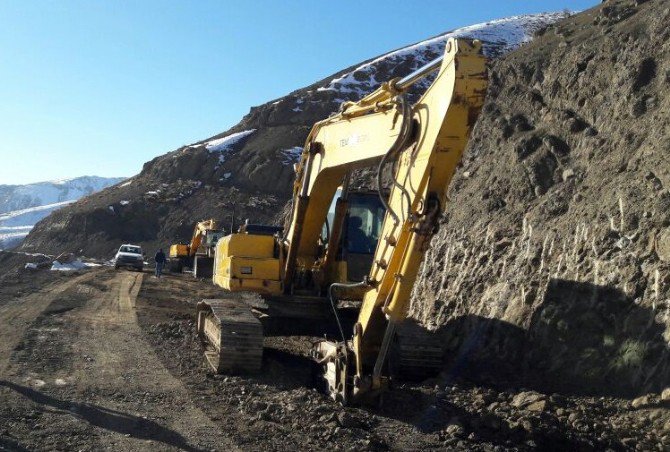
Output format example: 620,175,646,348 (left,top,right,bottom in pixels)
197,38,487,404
169,219,225,278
